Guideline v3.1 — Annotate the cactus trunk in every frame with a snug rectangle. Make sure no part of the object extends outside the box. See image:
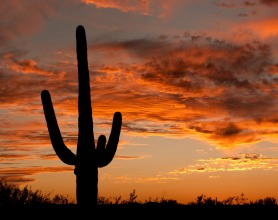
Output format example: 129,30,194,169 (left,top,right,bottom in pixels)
76,24,96,207
41,25,122,208
76,165,98,207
